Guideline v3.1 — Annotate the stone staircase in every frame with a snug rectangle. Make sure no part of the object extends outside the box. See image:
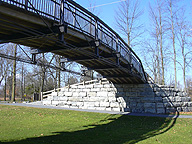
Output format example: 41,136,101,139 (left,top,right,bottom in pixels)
42,79,192,114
